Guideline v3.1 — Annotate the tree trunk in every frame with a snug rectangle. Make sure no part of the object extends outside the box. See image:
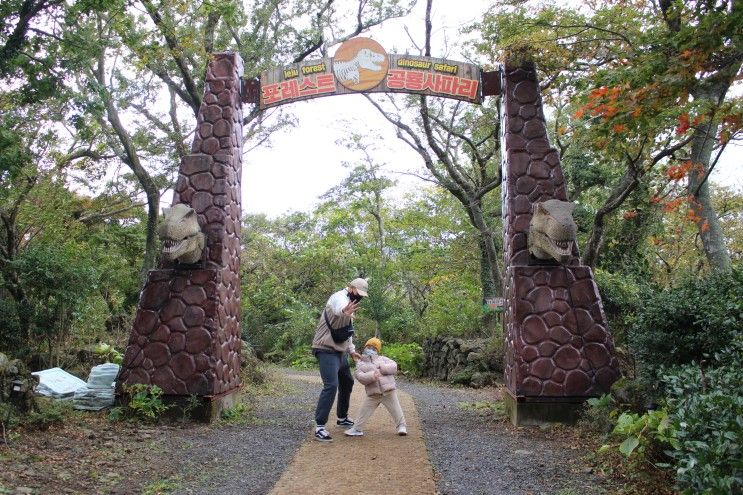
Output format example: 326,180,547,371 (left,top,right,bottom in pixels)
583,166,639,268
96,49,160,282
687,82,732,272
469,200,503,296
